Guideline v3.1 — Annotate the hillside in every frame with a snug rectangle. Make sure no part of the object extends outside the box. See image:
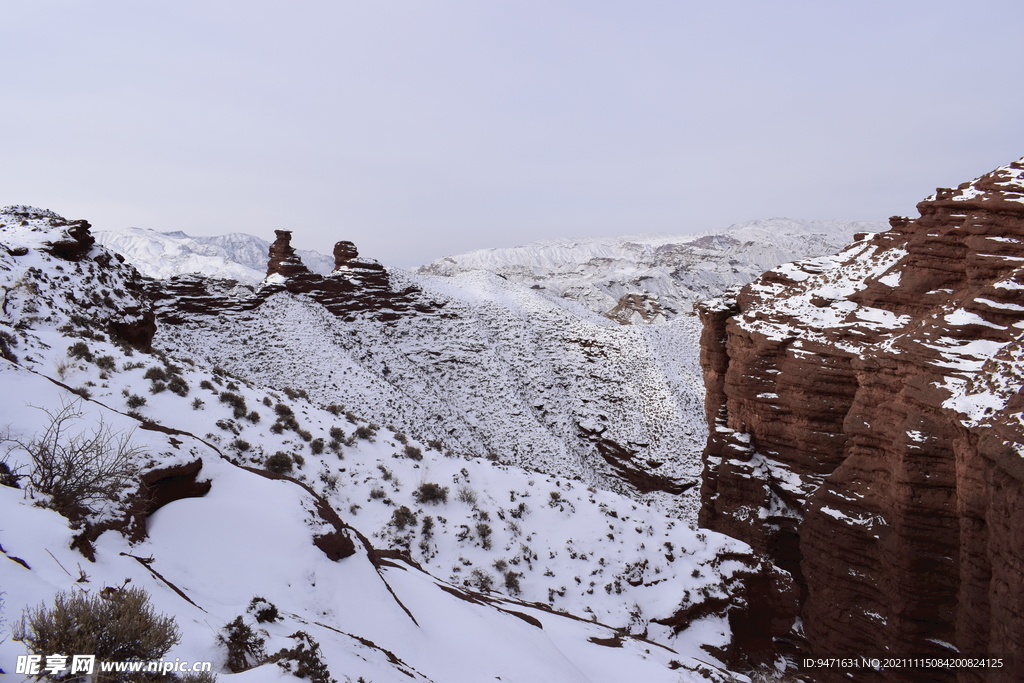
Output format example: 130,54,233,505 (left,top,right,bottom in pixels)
86,220,881,524
0,206,792,681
